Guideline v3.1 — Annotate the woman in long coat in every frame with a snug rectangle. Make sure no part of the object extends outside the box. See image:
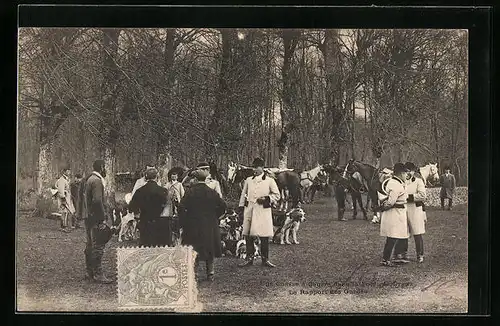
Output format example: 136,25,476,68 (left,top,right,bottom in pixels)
178,169,226,281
